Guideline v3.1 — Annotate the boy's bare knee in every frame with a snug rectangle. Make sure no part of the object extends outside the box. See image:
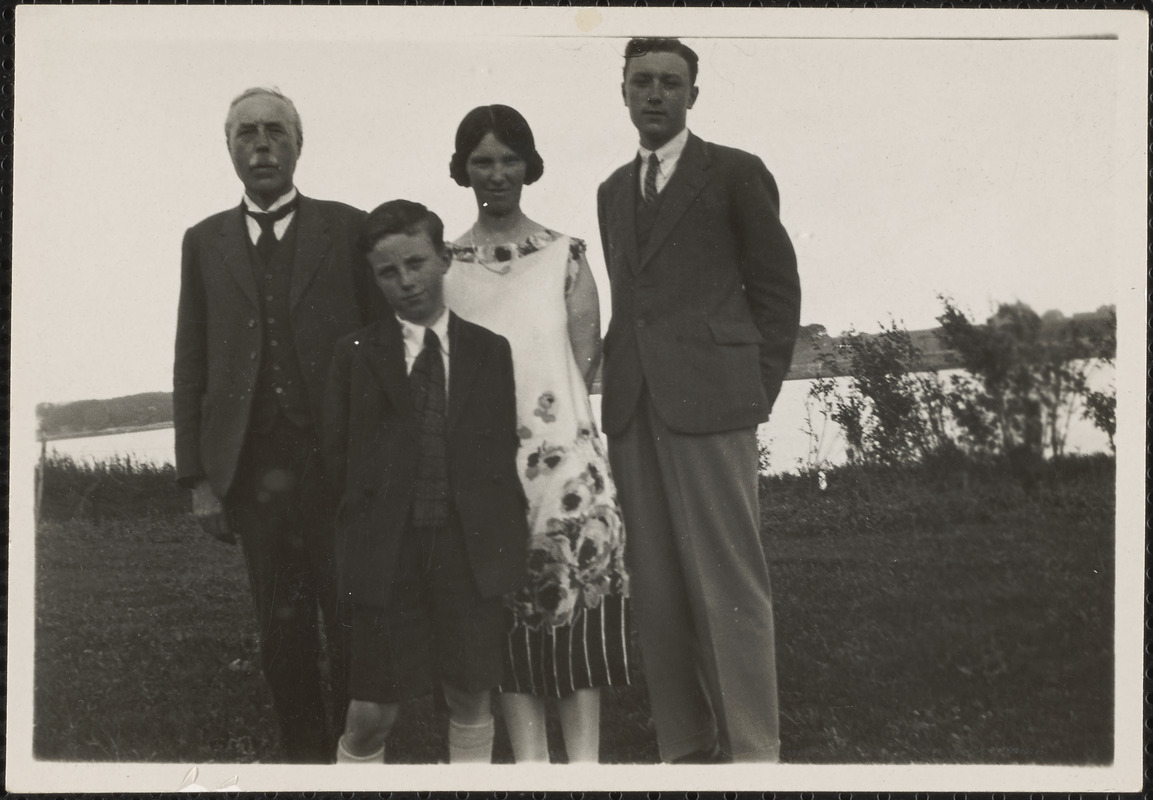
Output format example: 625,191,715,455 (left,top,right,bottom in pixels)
343,699,398,752
442,685,492,725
